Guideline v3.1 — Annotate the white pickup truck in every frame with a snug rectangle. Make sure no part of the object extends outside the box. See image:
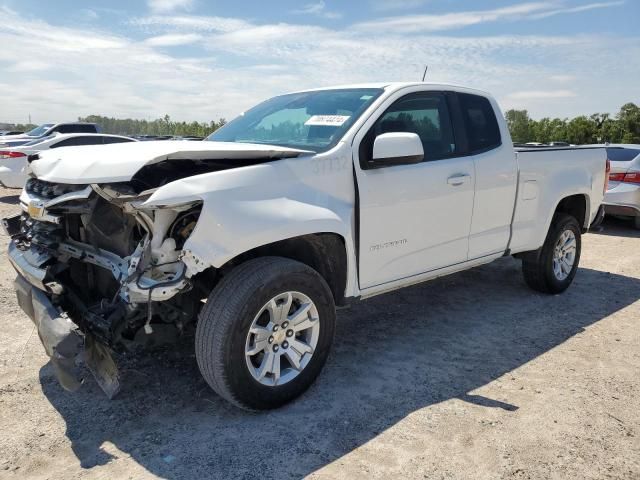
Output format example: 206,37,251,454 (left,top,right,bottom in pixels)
4,83,608,410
